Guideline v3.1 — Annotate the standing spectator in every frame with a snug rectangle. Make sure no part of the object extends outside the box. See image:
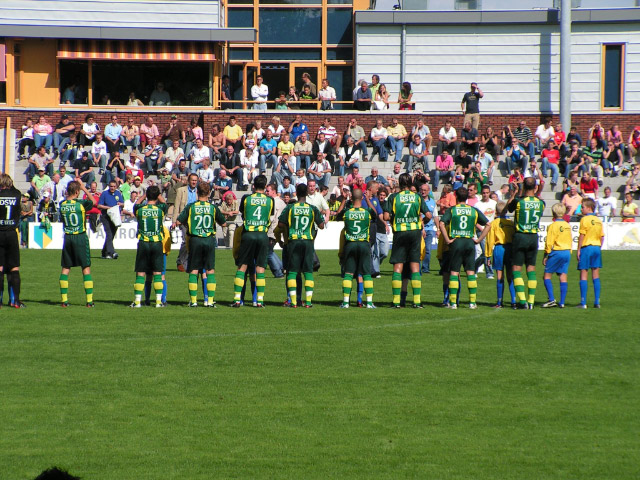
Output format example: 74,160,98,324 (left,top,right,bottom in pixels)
535,117,555,152
513,121,535,158
140,116,159,150
91,133,108,176
173,173,198,270
149,82,171,106
386,117,408,164
370,118,389,162
308,152,332,188
433,151,454,192
294,132,313,171
58,165,75,191
104,115,123,155
541,139,561,189
220,74,232,109
301,72,317,97
251,75,268,111
223,116,244,153
354,81,372,111
474,185,497,279
164,114,185,151
461,82,483,129
121,118,140,153
411,118,432,153
37,191,57,222
436,120,458,157
19,193,34,247
460,121,480,156
220,191,240,247
318,78,336,110
97,180,124,259
408,134,427,172
398,81,414,110
53,114,76,156
33,115,54,152
596,187,617,222
61,82,76,104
